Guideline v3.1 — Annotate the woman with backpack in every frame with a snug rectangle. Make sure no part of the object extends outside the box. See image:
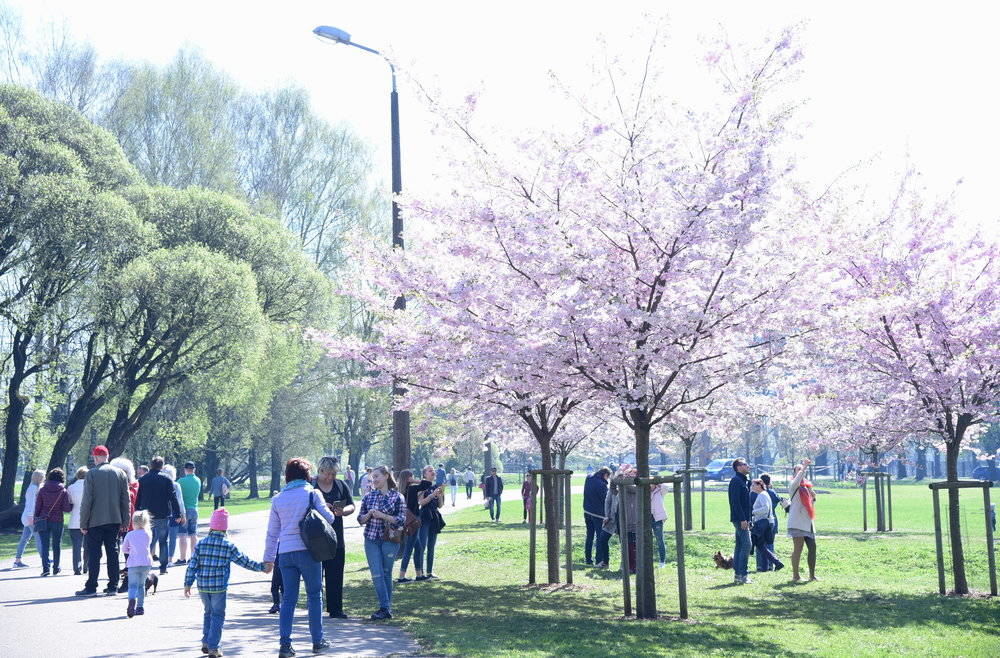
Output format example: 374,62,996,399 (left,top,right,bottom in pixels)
264,458,337,657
